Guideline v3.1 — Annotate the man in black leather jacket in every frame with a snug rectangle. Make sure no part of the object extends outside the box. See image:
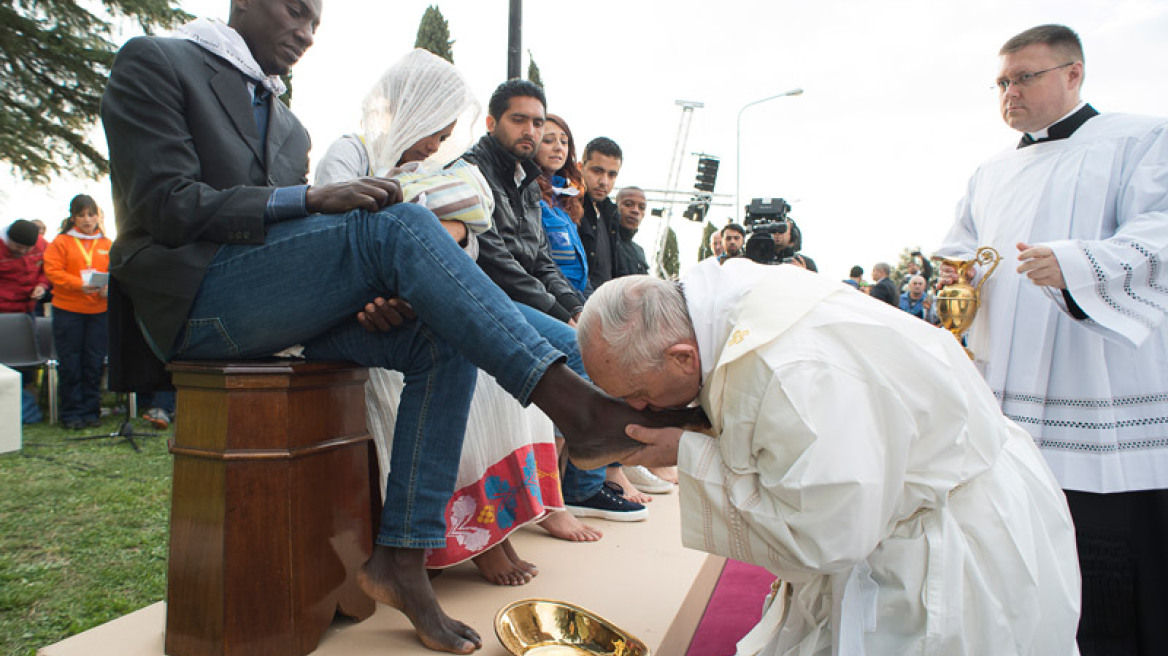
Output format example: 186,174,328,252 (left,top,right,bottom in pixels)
578,138,623,291
461,80,584,323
